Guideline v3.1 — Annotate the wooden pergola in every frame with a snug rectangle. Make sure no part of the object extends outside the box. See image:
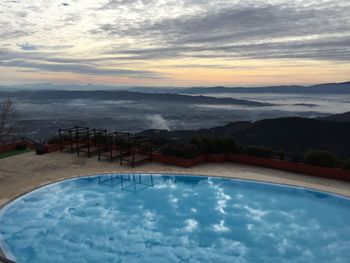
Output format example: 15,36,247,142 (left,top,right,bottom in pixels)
120,135,152,168
76,128,107,157
58,126,88,153
58,127,153,167
97,131,130,162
